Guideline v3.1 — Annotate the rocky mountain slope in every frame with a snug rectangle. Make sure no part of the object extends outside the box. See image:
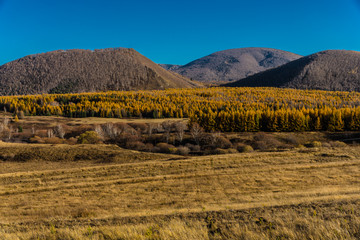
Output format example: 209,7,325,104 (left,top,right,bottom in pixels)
225,50,360,91
161,48,301,83
0,48,201,96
